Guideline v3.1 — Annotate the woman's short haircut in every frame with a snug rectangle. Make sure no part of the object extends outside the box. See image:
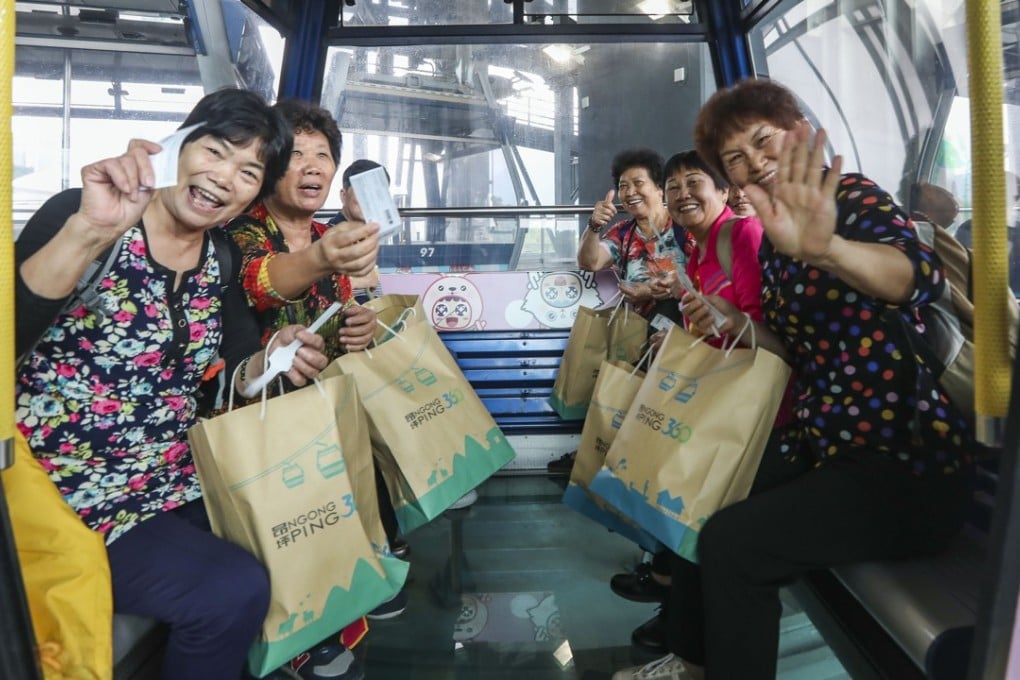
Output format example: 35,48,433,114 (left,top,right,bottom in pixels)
180,88,293,202
663,150,729,191
611,148,665,189
694,79,804,178
273,98,343,165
